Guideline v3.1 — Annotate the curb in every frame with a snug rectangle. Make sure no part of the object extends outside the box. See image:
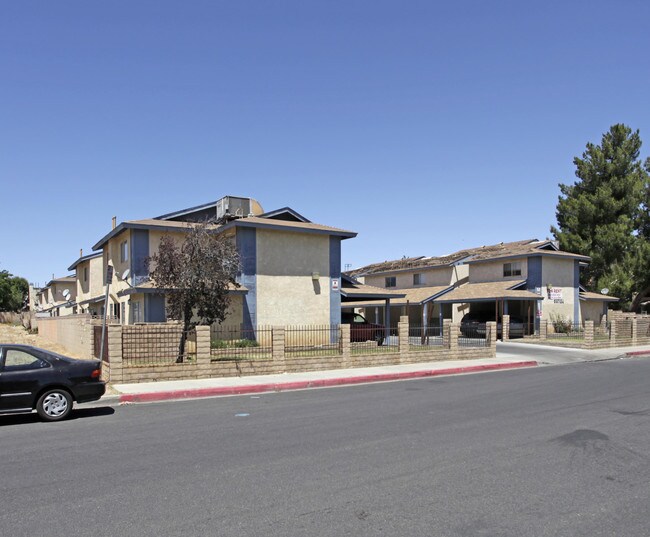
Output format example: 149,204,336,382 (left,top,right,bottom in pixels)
116,360,538,404
625,350,650,357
